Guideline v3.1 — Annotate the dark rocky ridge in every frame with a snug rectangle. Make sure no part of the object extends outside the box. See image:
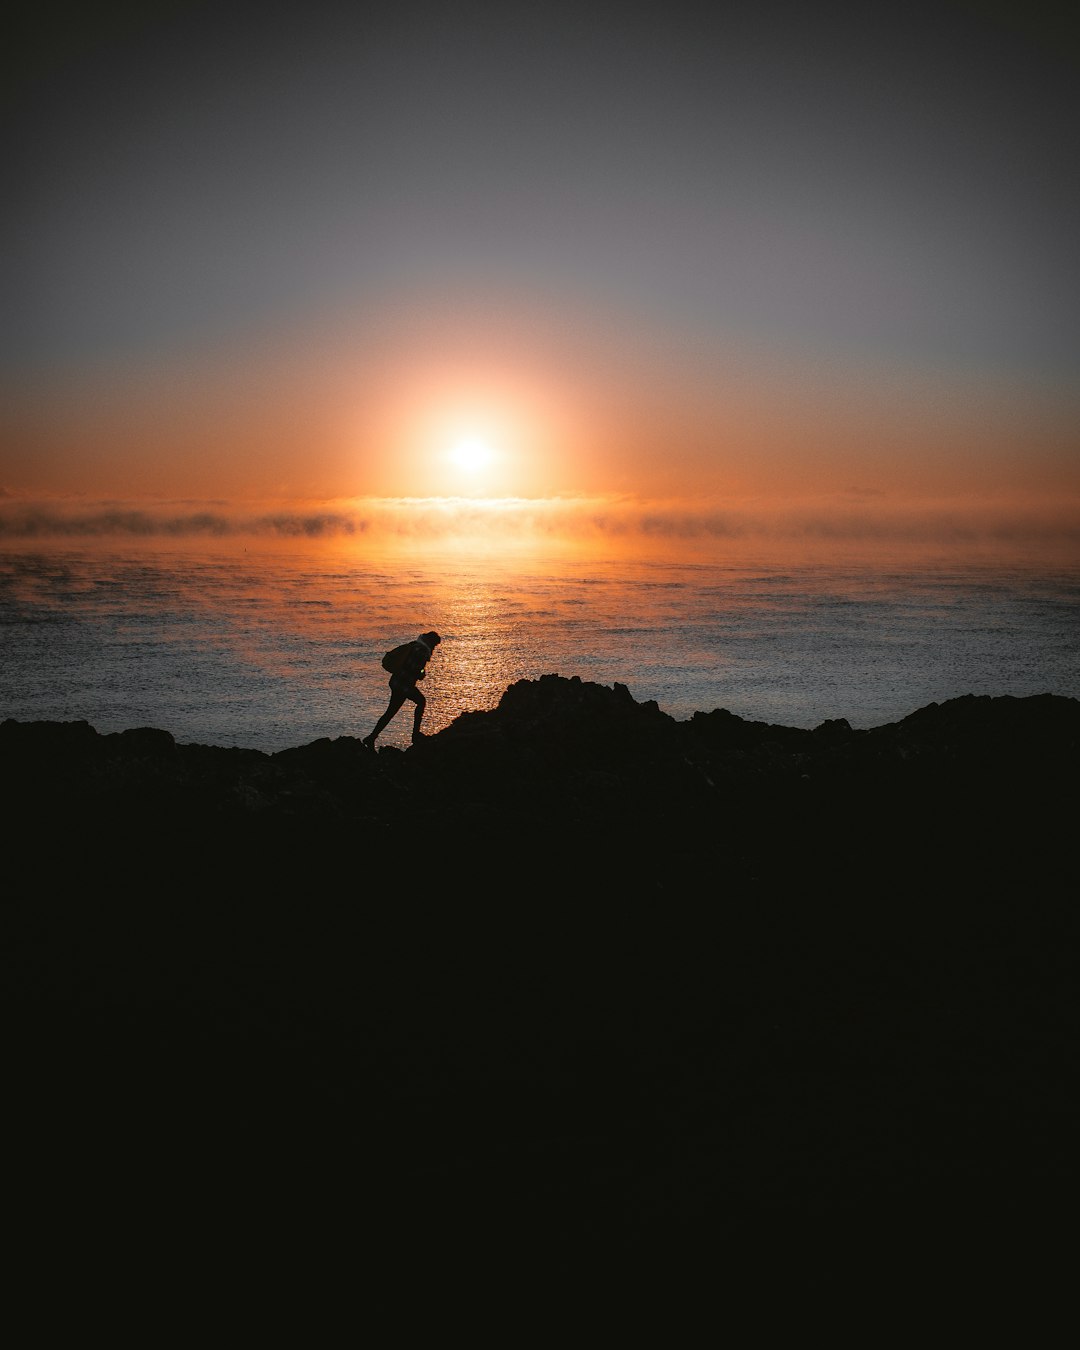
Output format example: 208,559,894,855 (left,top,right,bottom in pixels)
3,677,1078,1293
